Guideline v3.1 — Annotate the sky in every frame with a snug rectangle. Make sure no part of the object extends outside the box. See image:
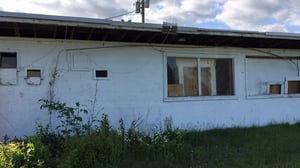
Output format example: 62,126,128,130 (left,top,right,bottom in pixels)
0,0,299,33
